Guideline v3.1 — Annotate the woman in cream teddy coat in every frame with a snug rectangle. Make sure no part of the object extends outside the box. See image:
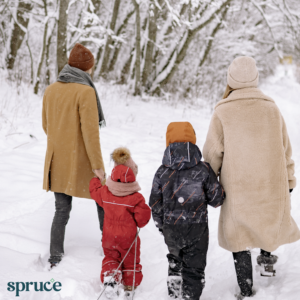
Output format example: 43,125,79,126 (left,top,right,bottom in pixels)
203,56,300,298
